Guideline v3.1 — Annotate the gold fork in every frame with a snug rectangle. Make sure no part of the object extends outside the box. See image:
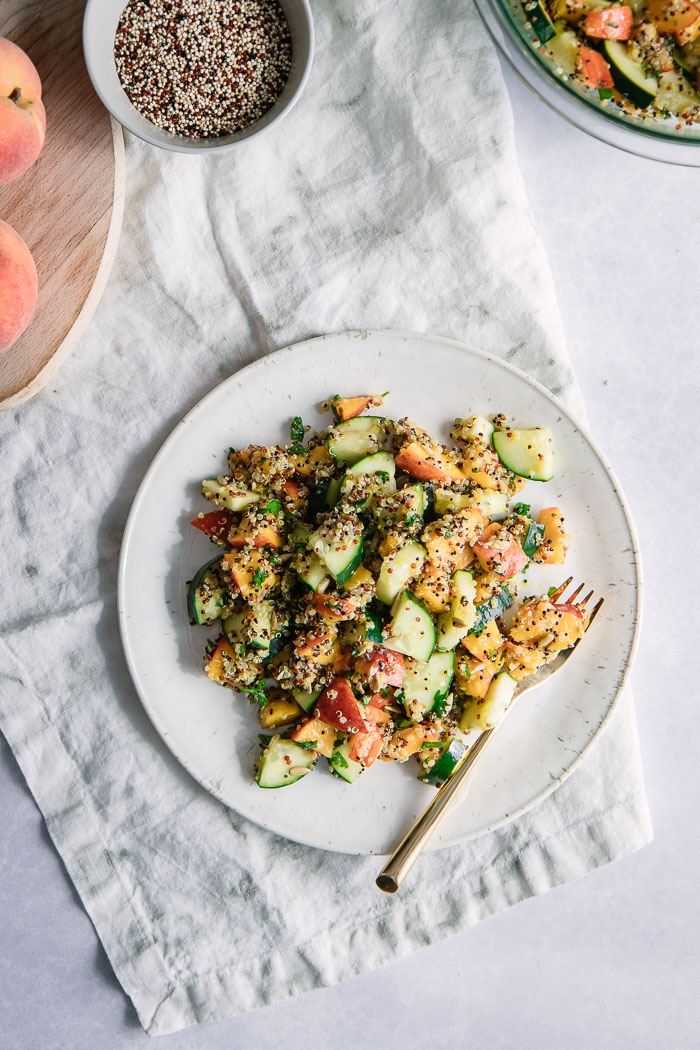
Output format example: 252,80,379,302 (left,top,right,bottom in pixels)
376,581,605,893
